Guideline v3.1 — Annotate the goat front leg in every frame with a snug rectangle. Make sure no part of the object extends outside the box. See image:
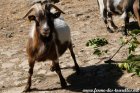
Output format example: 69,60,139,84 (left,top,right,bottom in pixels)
69,42,80,74
108,13,118,31
23,58,35,92
52,41,67,88
102,10,113,33
123,14,129,35
52,59,67,88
